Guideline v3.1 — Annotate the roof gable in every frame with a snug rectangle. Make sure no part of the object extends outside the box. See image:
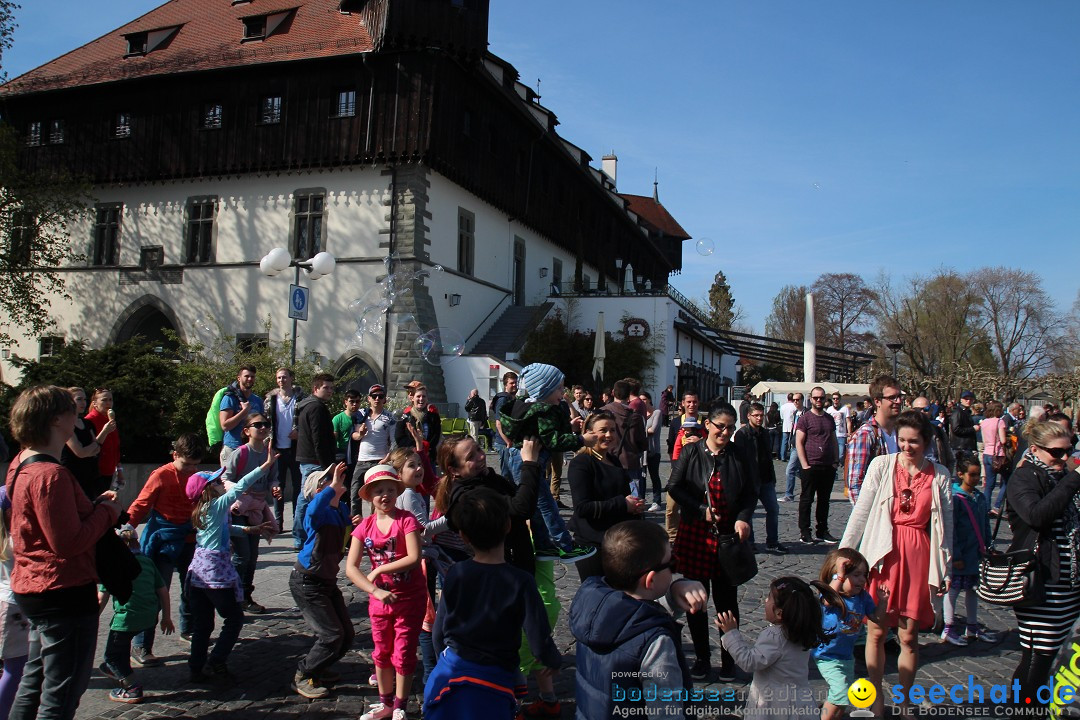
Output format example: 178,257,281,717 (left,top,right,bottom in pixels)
1,0,374,96
618,193,691,240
